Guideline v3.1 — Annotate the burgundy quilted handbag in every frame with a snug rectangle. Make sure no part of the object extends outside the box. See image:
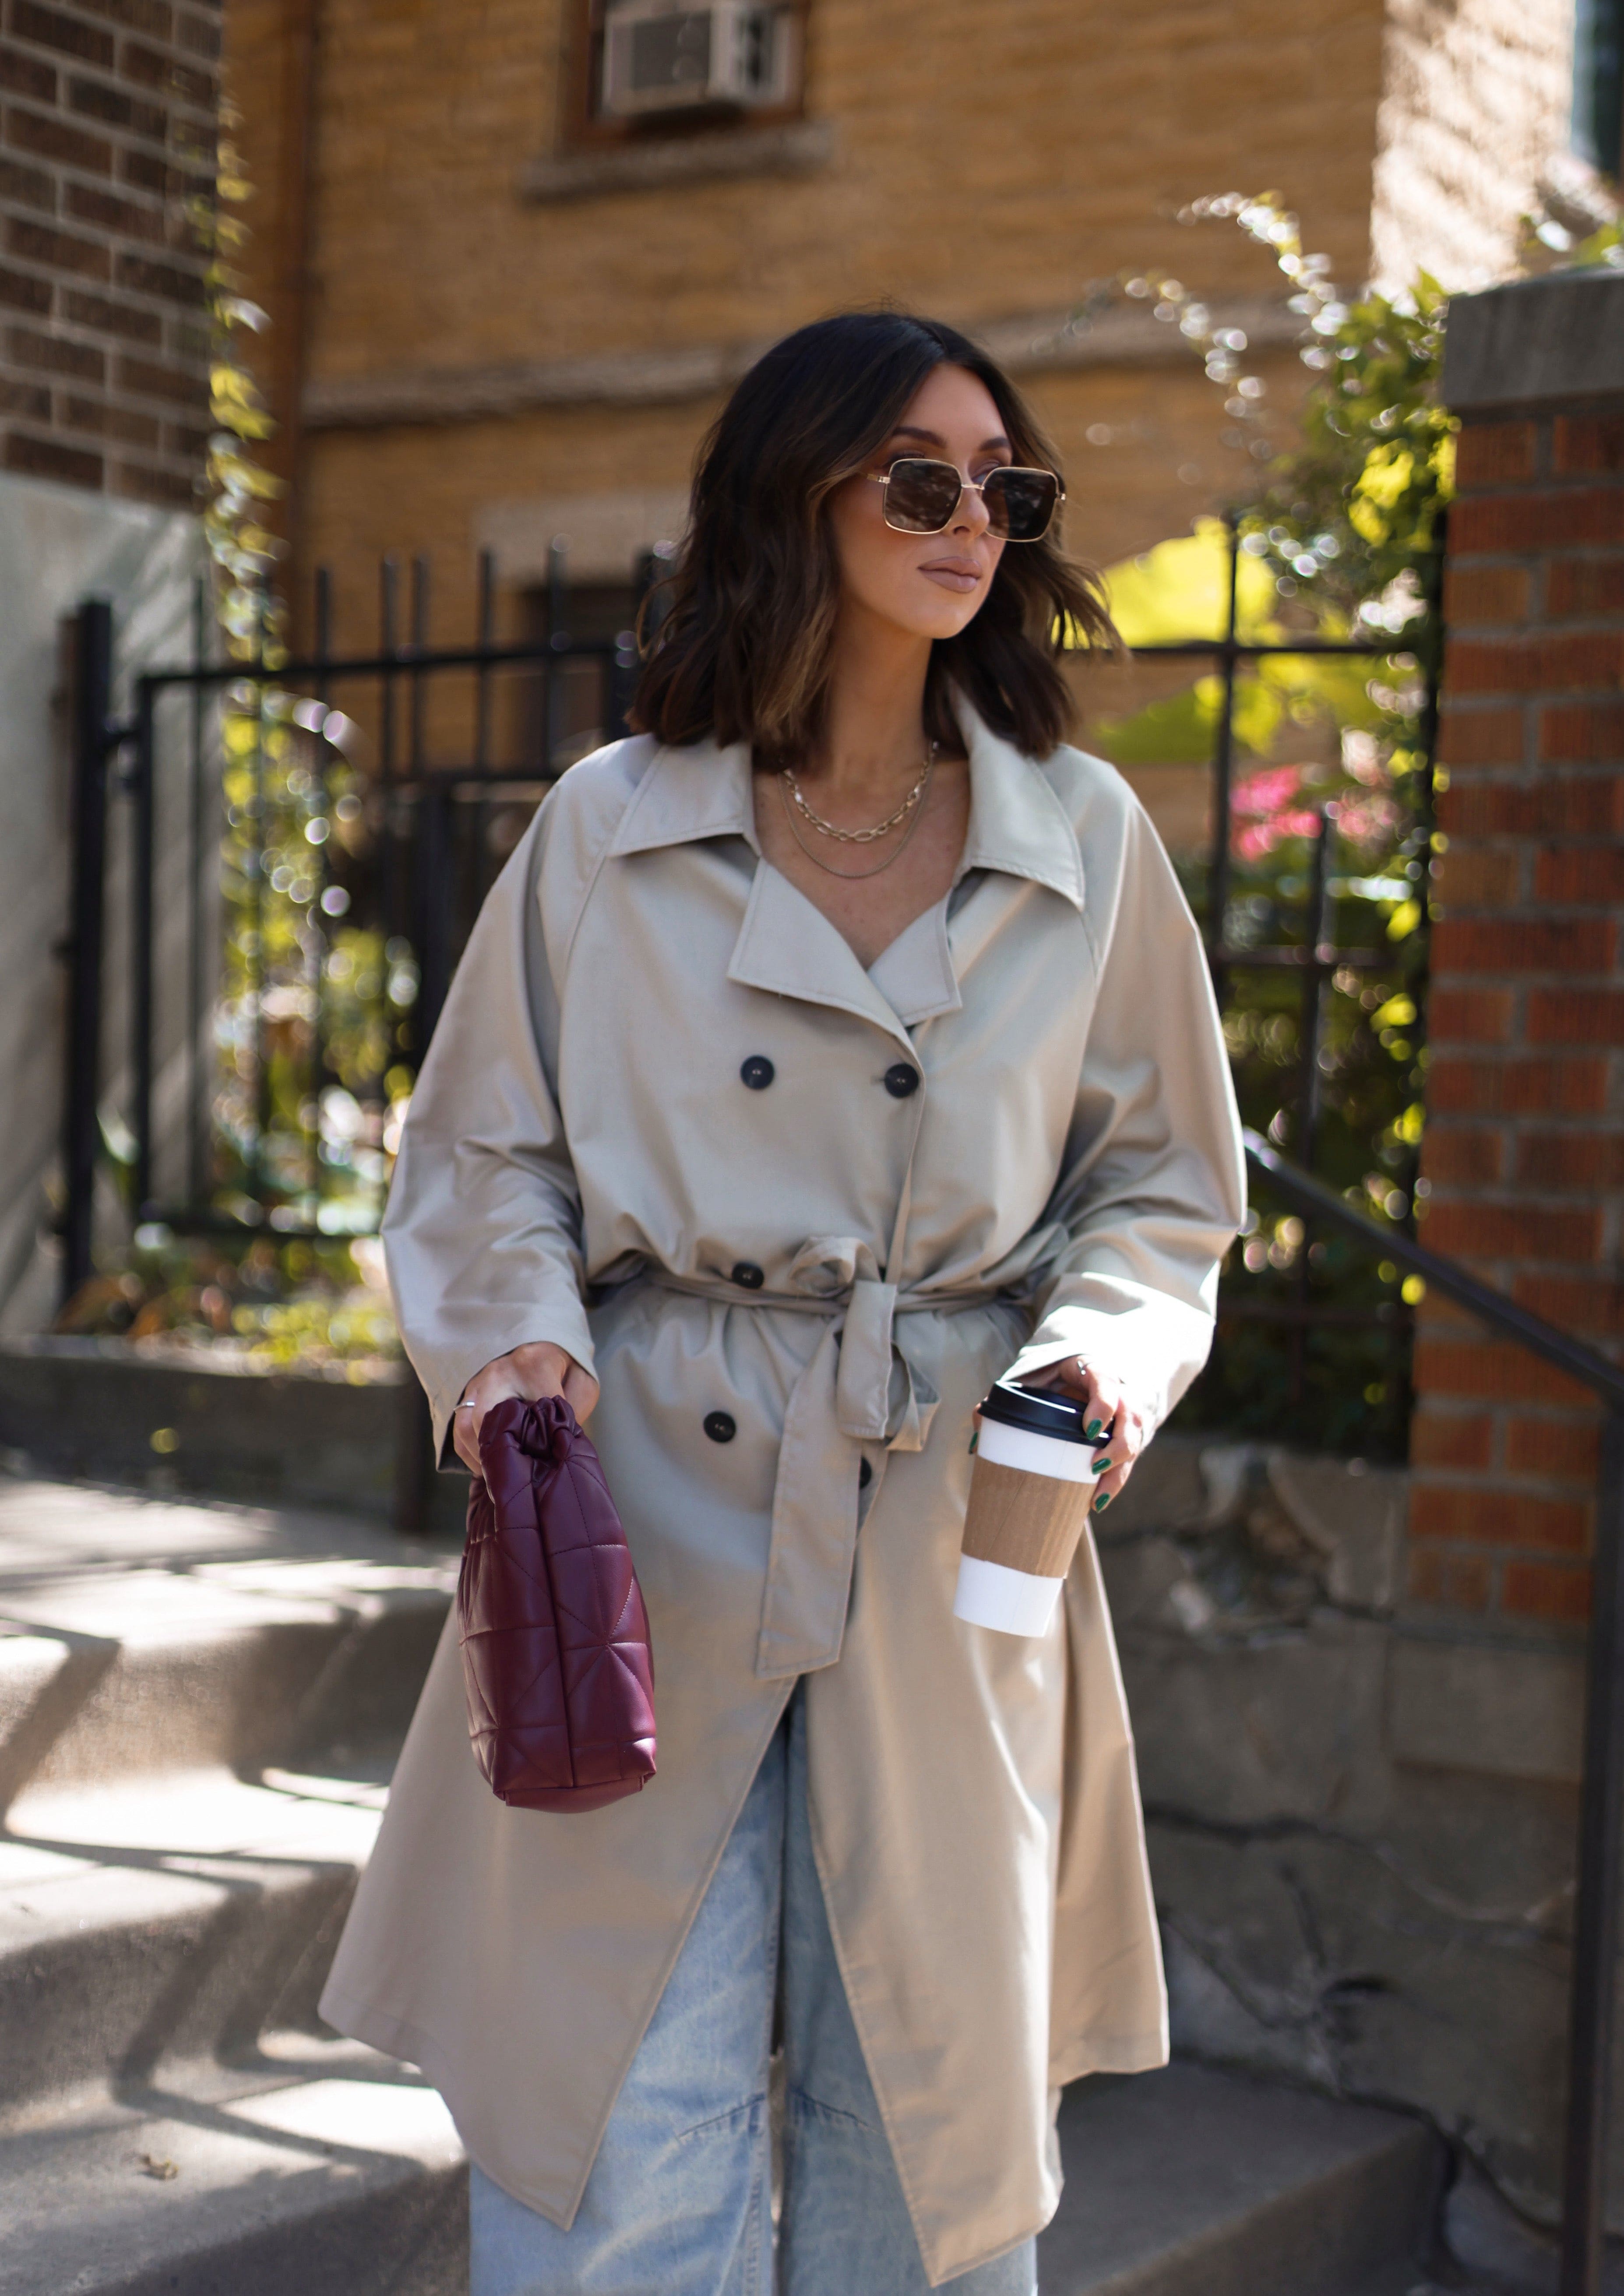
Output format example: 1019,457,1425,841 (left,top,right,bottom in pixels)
459,1393,656,1812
